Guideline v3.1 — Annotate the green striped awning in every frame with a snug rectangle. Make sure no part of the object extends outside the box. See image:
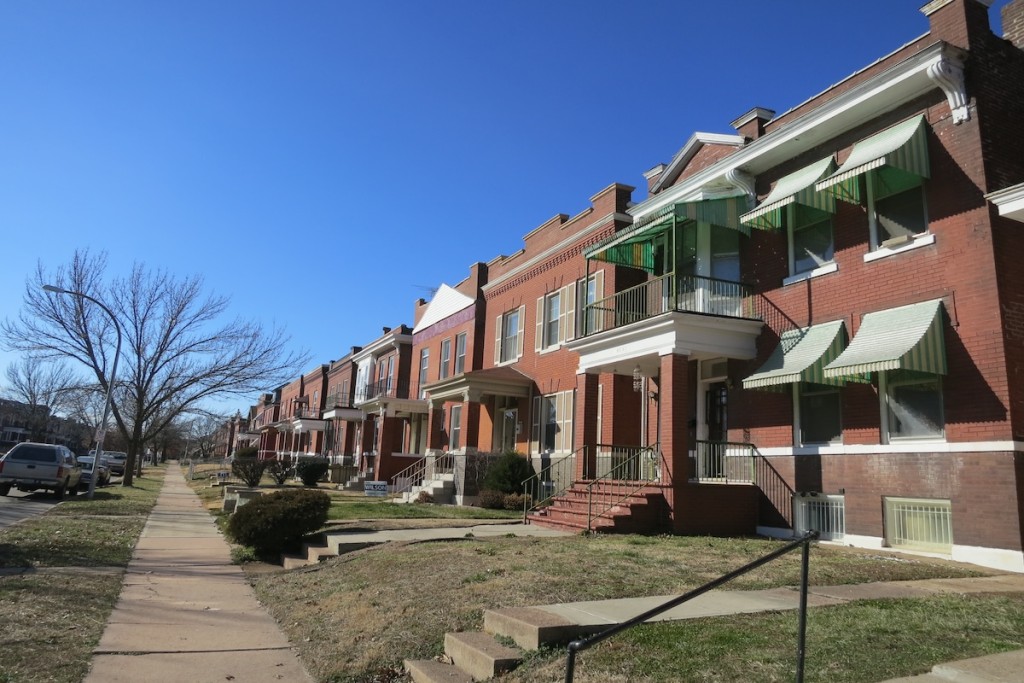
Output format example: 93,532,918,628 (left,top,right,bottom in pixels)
823,299,946,379
740,157,837,231
586,195,750,271
815,115,930,204
743,320,848,390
